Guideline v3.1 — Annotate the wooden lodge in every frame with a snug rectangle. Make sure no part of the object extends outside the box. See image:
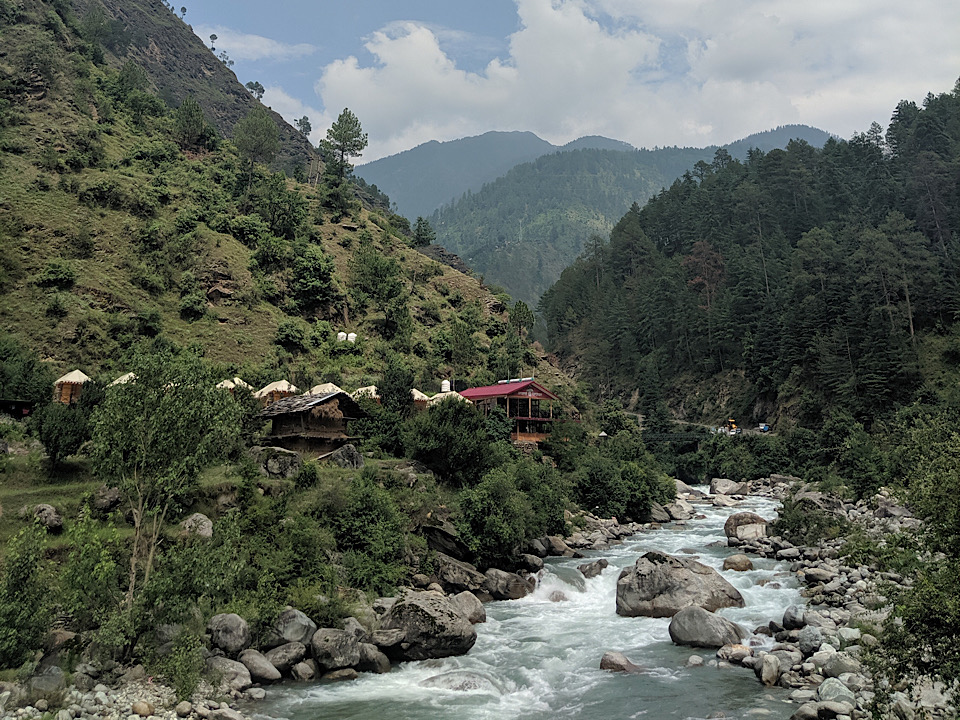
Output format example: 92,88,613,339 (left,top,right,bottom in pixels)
258,390,366,455
459,379,560,443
